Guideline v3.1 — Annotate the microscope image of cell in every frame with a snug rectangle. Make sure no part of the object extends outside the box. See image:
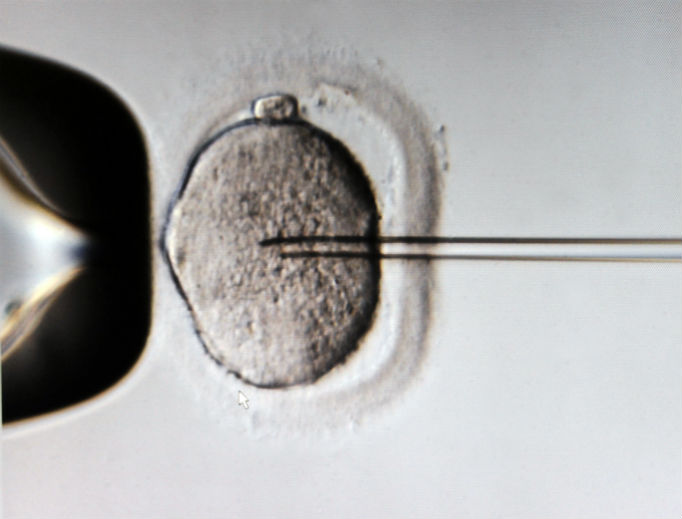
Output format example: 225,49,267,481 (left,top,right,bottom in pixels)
165,94,379,387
